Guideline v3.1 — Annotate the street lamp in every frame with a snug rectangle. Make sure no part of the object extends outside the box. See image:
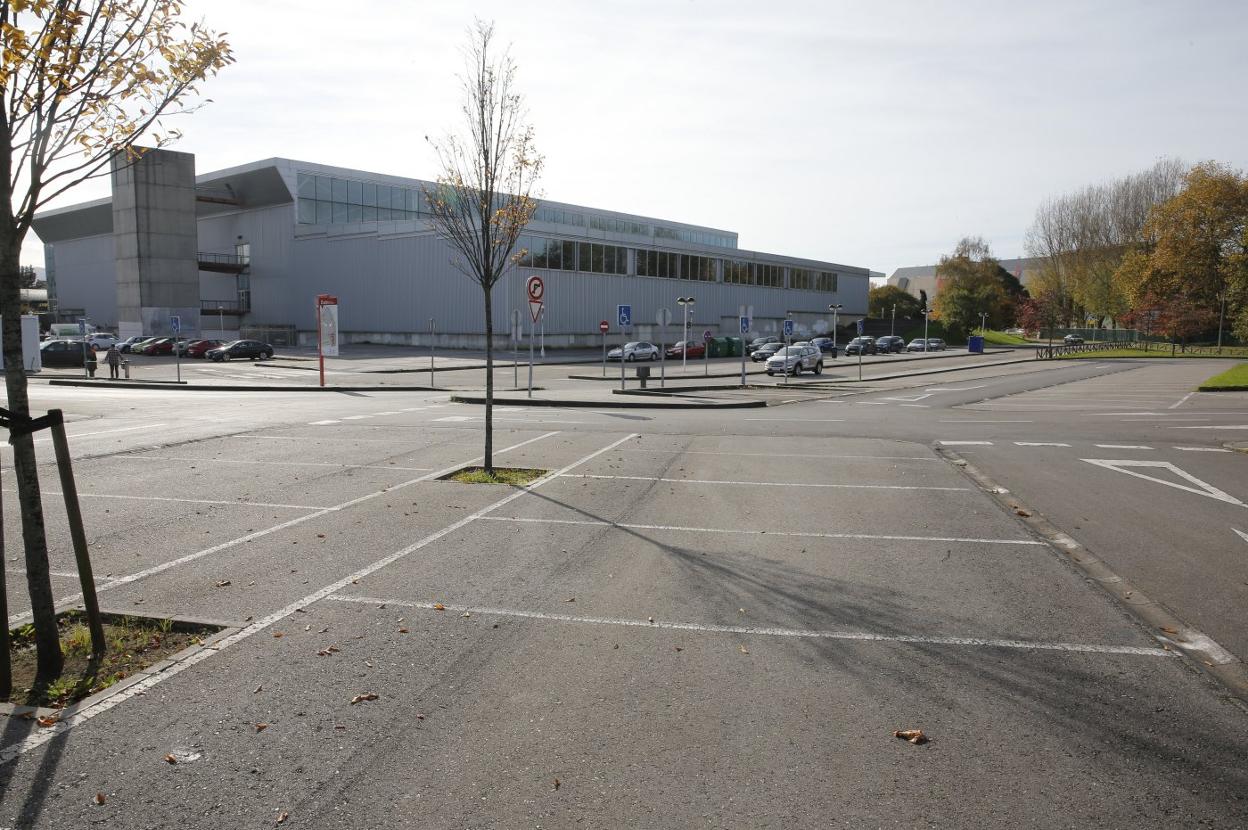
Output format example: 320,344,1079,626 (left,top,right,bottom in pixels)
923,306,930,352
891,303,896,337
677,297,695,373
217,304,224,339
828,304,842,351
979,312,988,333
